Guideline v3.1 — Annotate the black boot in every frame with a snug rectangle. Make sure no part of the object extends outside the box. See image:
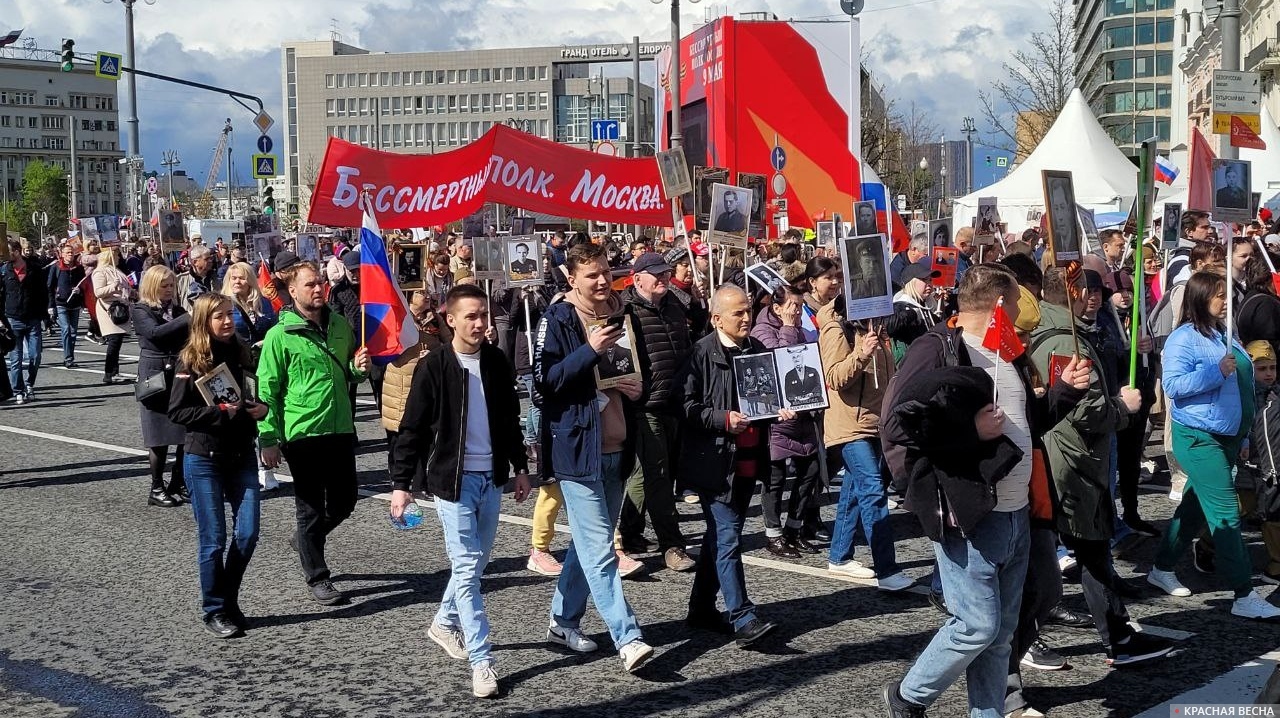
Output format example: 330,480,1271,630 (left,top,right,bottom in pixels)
784,528,820,555
148,488,178,507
